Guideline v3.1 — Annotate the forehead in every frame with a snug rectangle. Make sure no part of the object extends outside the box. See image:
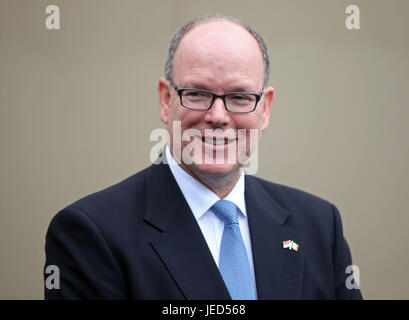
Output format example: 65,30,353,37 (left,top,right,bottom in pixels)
173,21,264,89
